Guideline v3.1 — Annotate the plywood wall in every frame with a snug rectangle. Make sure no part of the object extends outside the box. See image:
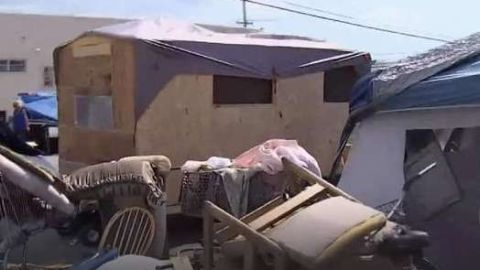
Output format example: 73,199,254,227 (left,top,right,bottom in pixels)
135,72,349,174
276,73,349,174
135,72,348,203
57,36,137,173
